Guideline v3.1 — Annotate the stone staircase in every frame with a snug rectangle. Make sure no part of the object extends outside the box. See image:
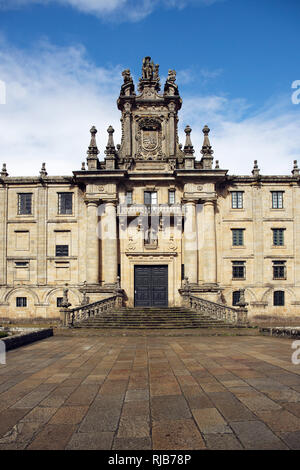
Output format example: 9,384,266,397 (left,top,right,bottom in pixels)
72,306,236,329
